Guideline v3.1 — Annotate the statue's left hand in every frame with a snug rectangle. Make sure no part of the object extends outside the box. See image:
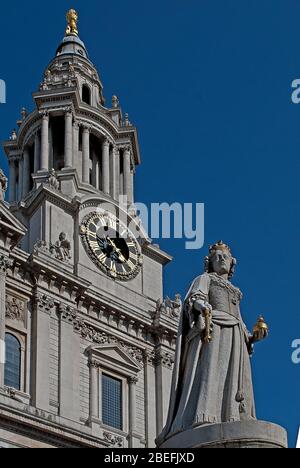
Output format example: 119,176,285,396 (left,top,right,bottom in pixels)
250,316,269,344
251,328,268,343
